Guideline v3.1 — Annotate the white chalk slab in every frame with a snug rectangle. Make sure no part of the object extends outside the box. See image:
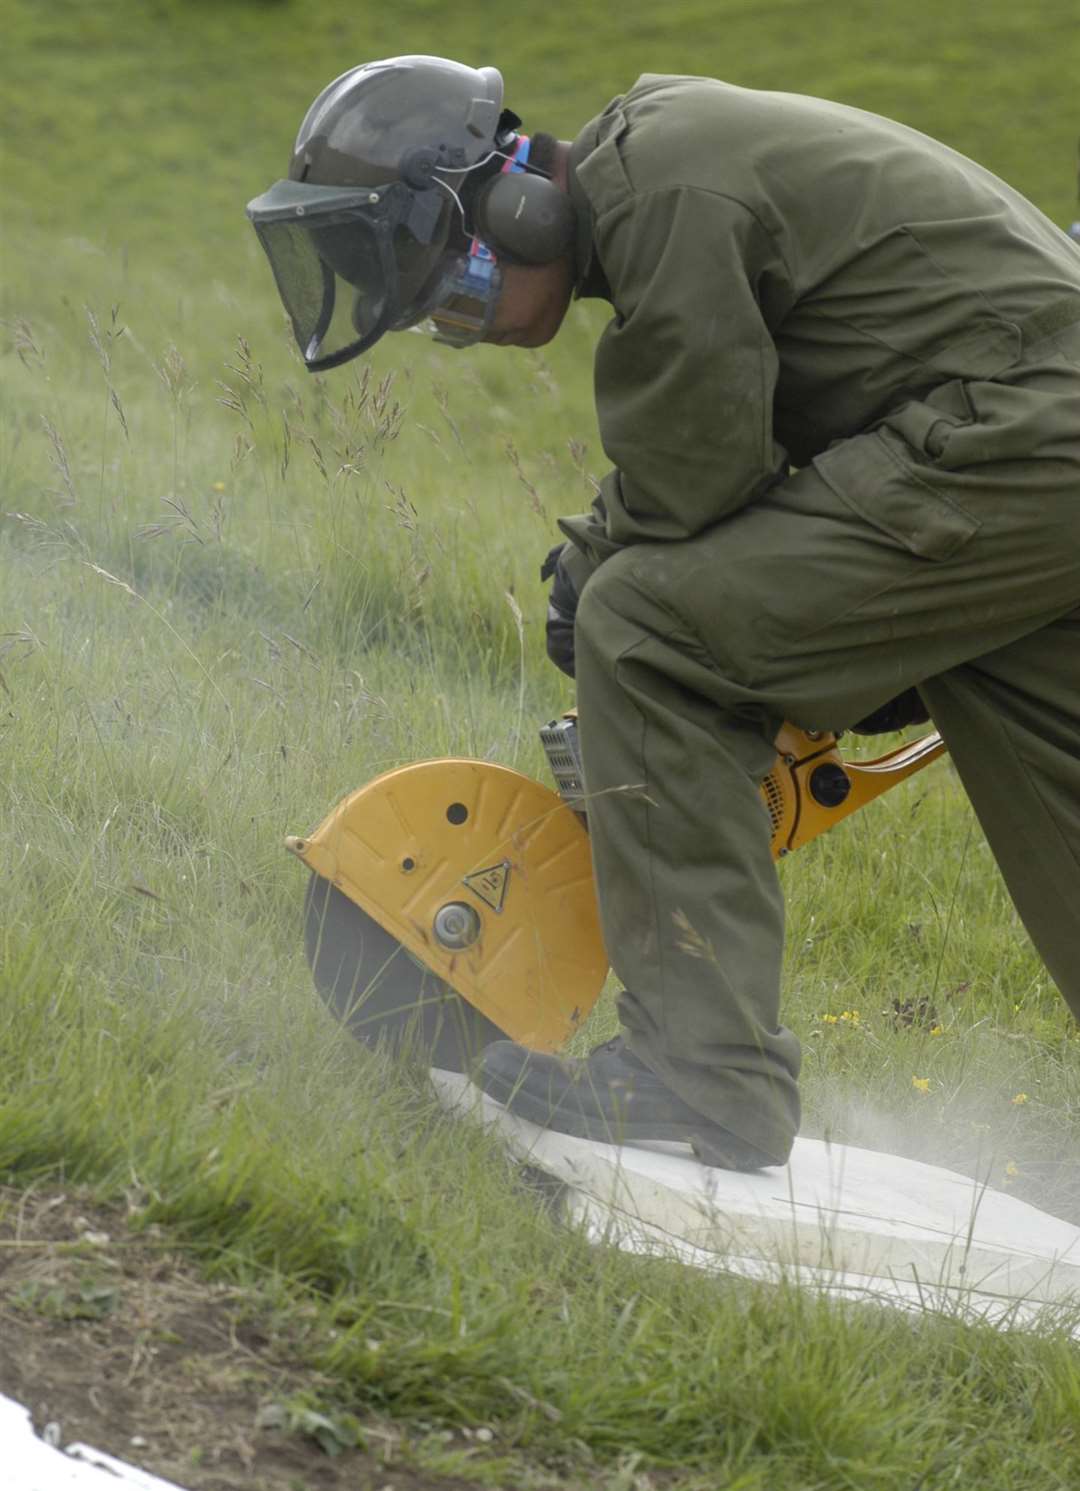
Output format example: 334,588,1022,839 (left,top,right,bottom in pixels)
2,1393,188,1491
432,1071,1080,1334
